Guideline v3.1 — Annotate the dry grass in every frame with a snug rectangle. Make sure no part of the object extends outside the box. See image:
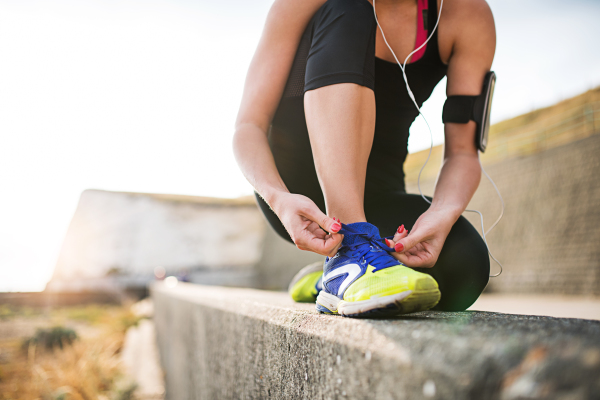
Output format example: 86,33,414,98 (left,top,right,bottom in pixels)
0,304,141,400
